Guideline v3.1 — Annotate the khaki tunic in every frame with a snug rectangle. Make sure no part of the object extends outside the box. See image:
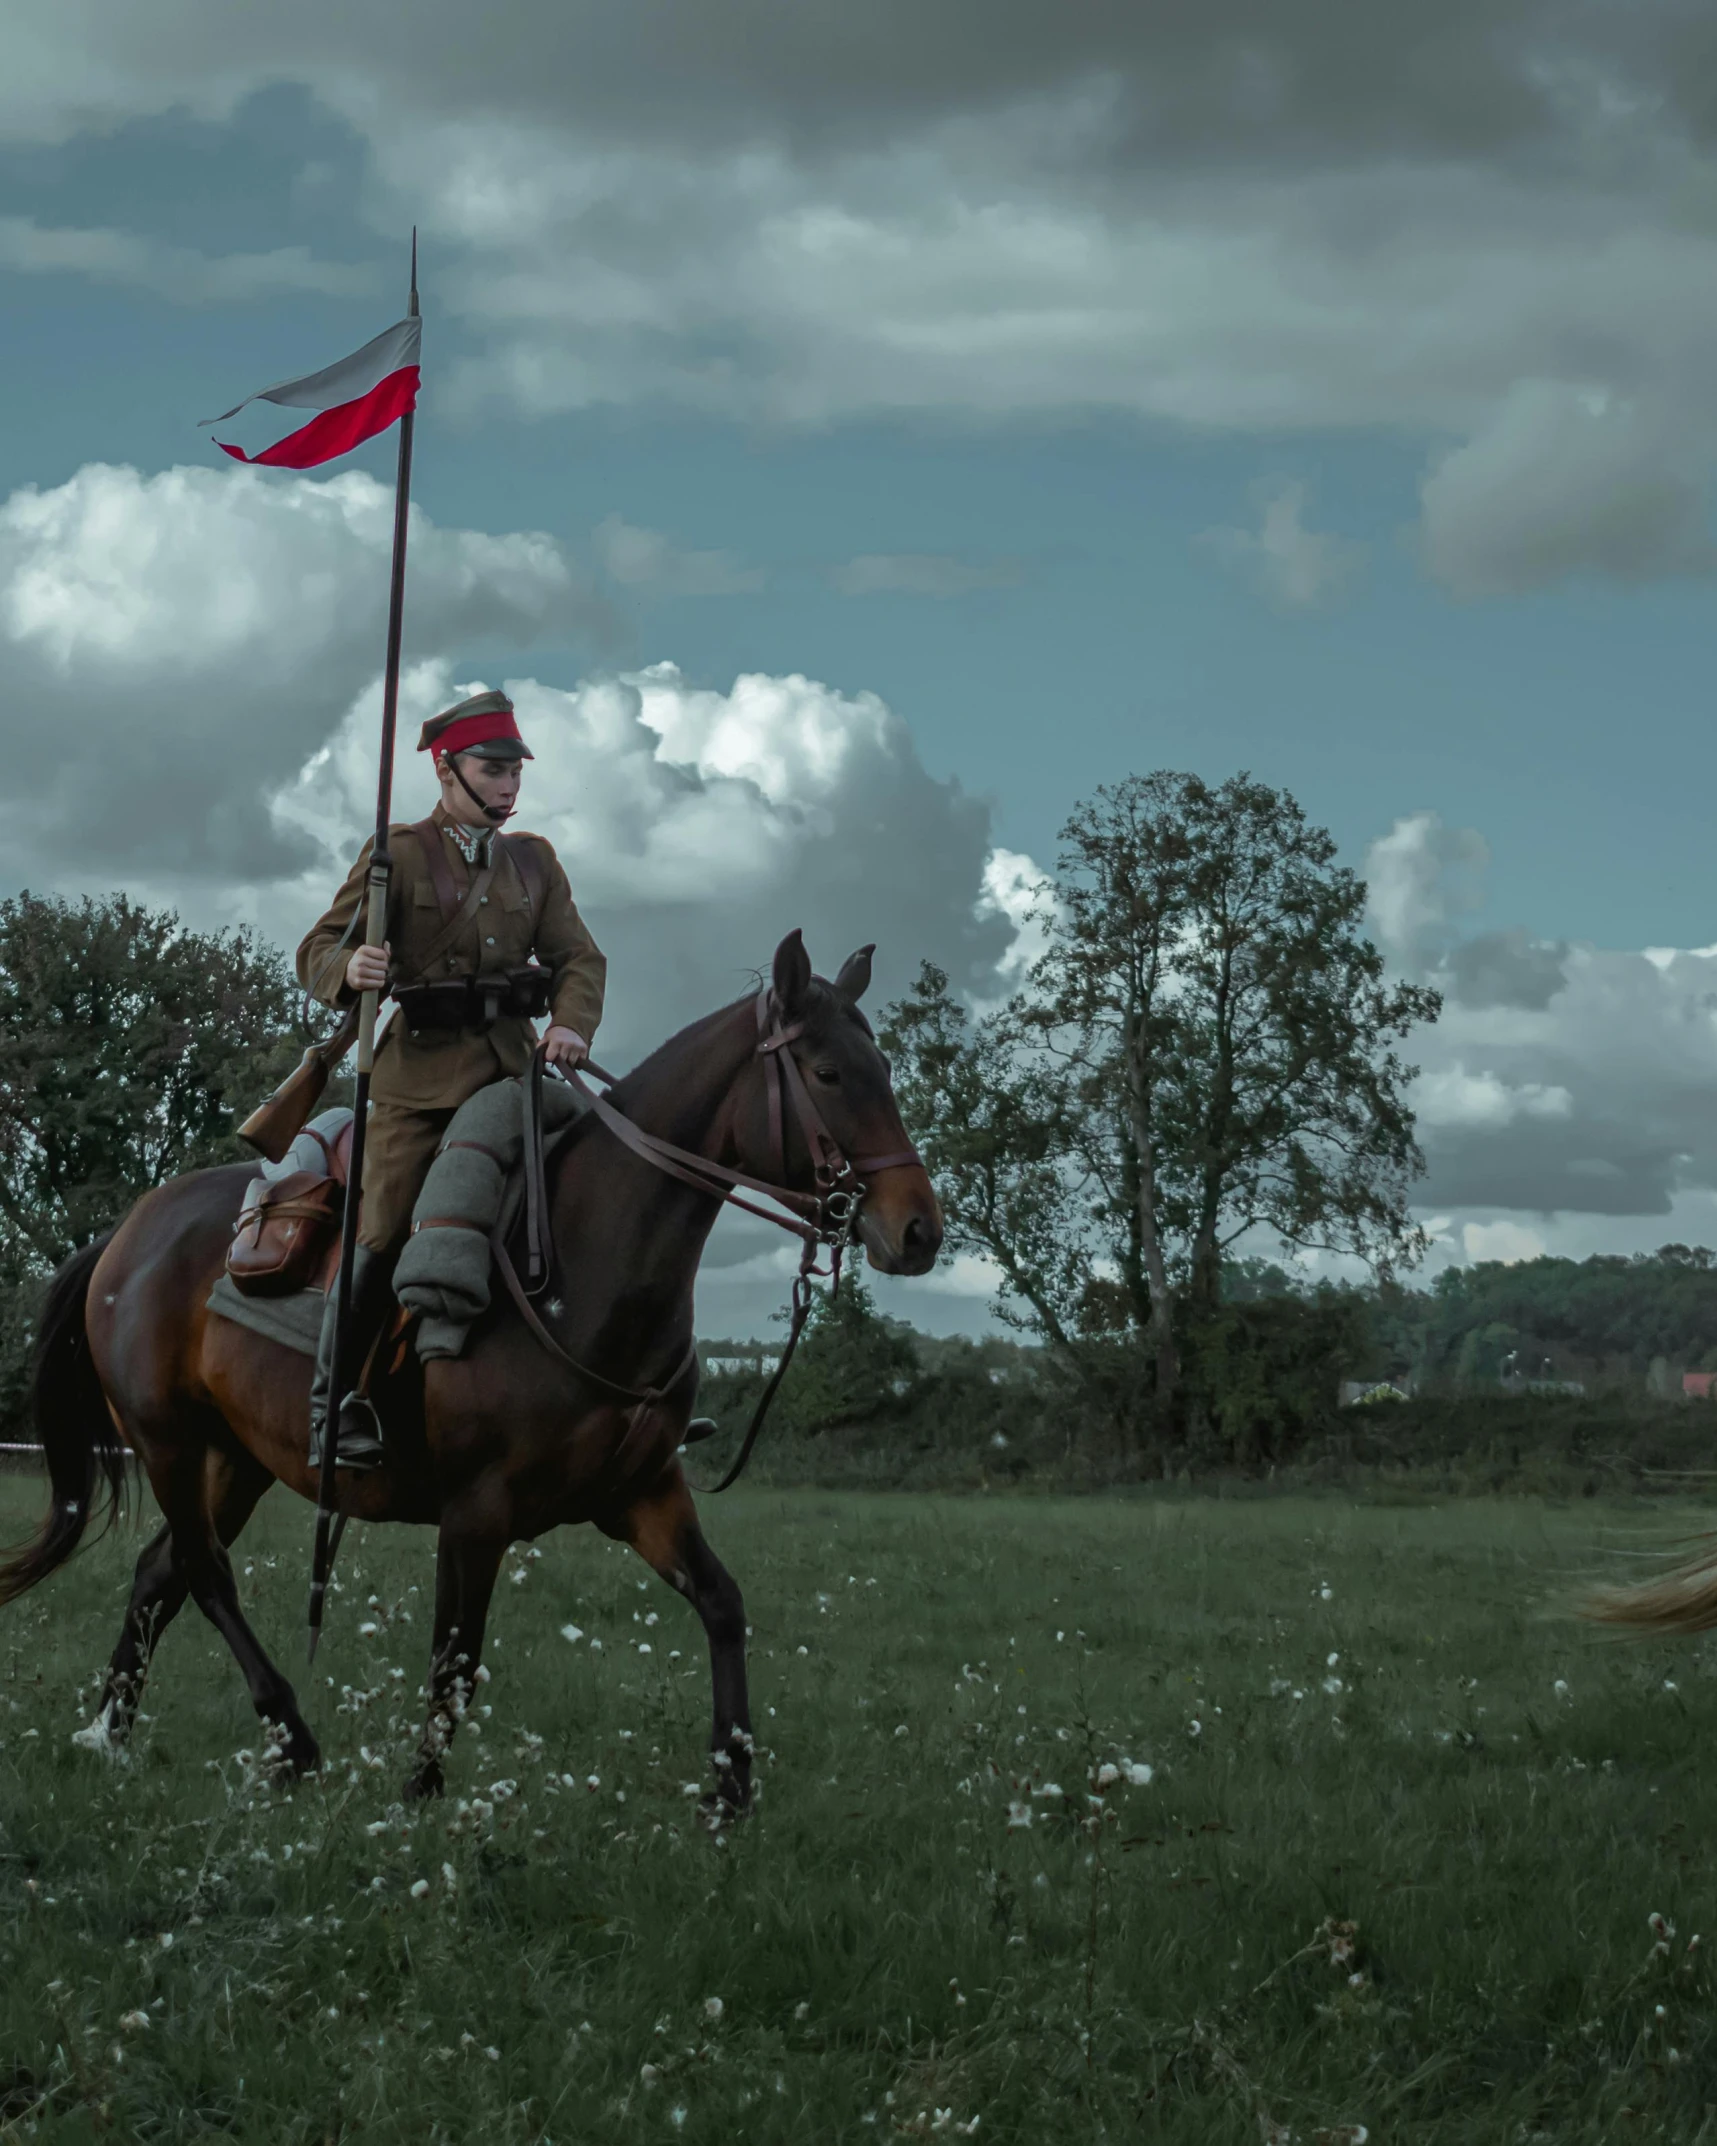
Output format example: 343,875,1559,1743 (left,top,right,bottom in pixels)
296,801,606,1248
